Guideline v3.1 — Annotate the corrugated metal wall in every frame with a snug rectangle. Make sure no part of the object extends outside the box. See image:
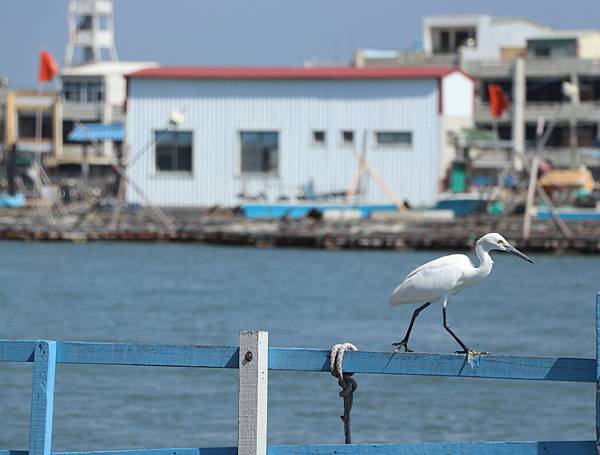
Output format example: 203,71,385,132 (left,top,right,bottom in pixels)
126,78,440,207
